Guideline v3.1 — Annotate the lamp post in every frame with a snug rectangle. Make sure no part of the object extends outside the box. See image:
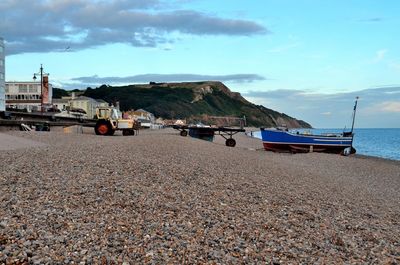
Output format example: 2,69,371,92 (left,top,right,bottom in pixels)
33,64,49,113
